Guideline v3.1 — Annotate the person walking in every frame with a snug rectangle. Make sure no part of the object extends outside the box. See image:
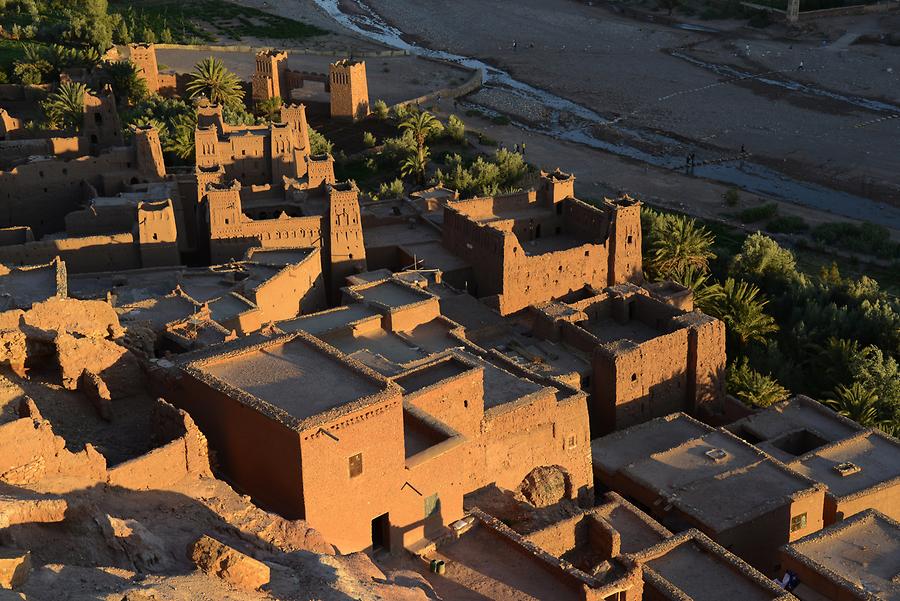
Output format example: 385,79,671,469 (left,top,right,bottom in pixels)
521,142,526,156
